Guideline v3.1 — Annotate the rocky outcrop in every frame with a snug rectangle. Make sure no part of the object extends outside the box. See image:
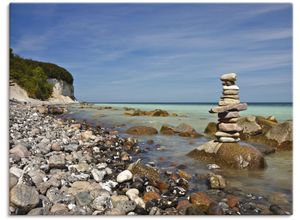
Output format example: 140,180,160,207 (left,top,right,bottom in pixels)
187,140,266,169
160,123,202,138
125,126,158,135
124,108,177,117
204,116,293,151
